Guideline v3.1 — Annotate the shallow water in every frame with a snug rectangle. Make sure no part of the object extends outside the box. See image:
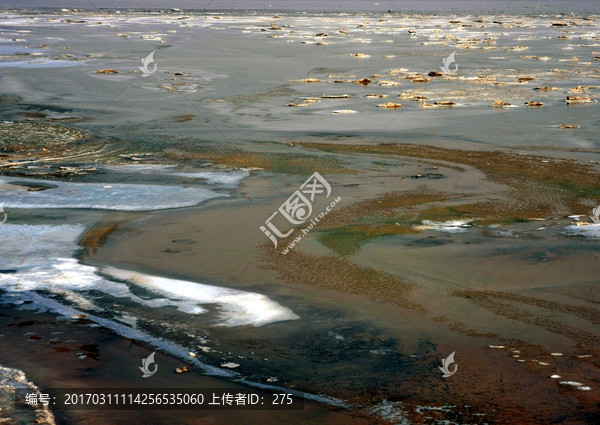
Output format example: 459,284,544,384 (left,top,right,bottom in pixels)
1,6,600,424
0,8,597,150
